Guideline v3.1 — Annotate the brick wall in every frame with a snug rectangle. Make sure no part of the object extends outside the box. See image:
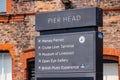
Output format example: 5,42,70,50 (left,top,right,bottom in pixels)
0,15,39,80
8,0,64,14
102,11,120,49
0,0,120,80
